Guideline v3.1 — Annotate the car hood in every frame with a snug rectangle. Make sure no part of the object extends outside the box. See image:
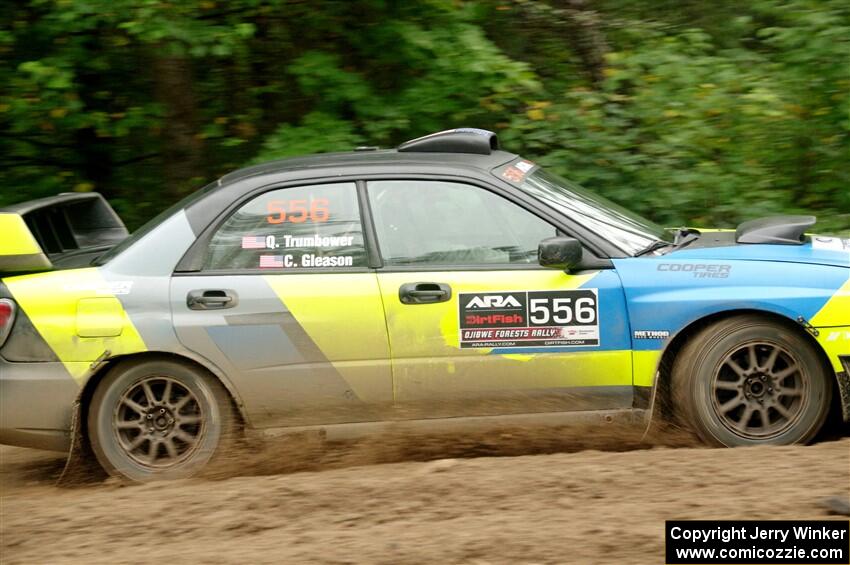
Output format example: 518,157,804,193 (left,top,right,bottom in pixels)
666,231,850,269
